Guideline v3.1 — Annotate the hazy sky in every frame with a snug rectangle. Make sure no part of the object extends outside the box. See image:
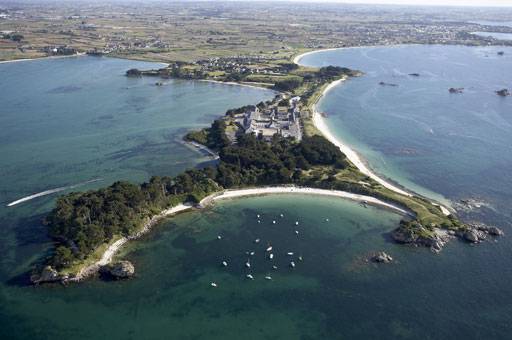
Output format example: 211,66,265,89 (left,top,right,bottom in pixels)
315,0,512,6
